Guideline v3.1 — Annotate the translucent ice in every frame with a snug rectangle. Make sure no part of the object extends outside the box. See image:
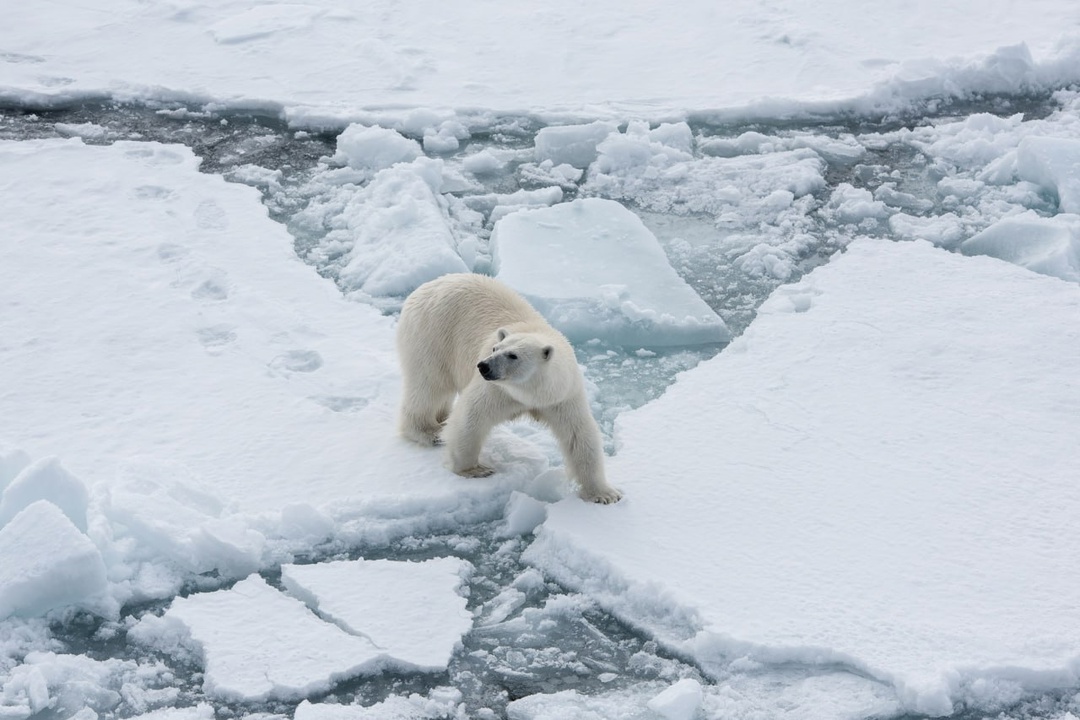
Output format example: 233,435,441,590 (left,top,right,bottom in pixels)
1016,136,1080,213
0,457,89,533
961,210,1080,283
491,198,730,346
